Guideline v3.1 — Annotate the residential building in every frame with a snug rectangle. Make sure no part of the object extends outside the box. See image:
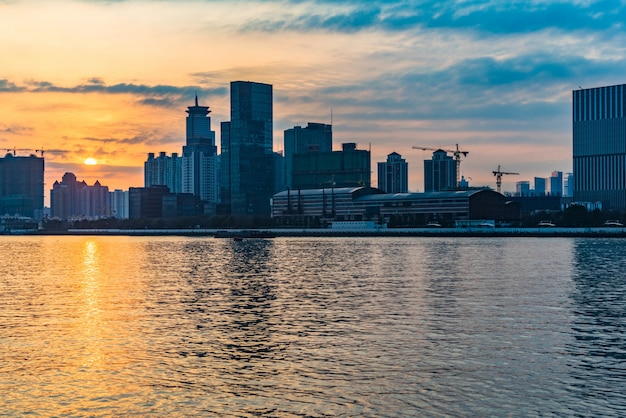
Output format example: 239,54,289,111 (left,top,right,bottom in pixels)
424,150,456,192
573,84,626,210
0,152,44,220
378,152,408,193
220,81,274,216
144,152,182,193
283,122,332,189
182,95,219,213
50,172,110,219
291,142,371,190
110,189,129,219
